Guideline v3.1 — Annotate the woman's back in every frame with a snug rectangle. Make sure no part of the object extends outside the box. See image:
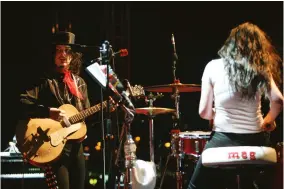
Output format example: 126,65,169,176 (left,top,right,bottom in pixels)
203,58,263,133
